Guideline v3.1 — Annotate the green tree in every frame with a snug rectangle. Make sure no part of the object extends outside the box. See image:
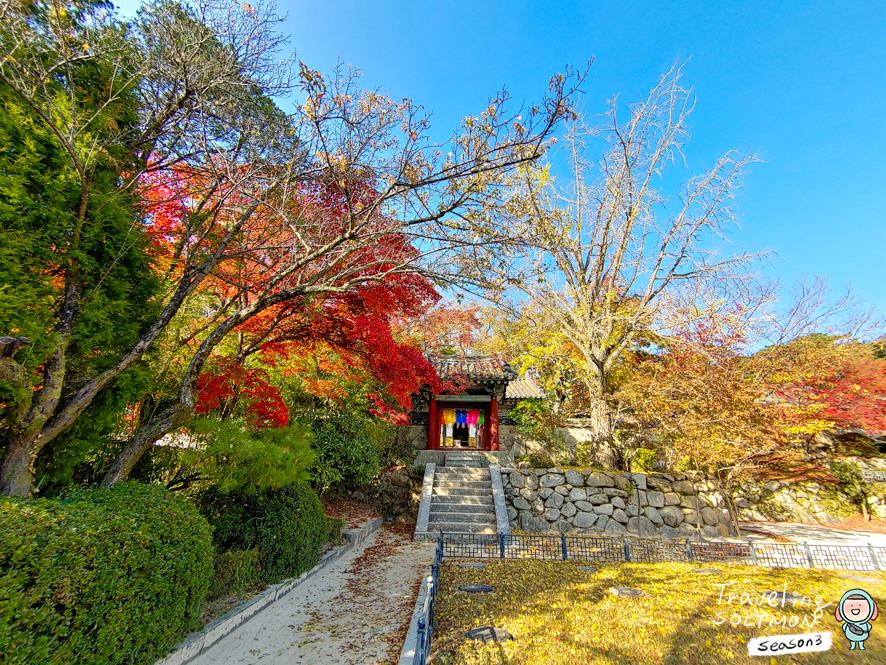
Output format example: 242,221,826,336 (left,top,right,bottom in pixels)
0,0,297,495
0,65,160,493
